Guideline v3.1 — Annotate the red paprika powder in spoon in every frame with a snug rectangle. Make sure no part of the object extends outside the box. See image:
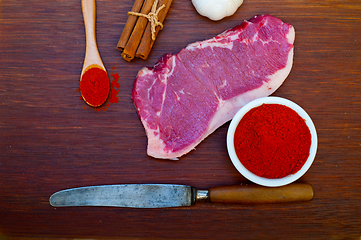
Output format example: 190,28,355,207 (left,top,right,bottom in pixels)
234,104,311,179
80,67,110,107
